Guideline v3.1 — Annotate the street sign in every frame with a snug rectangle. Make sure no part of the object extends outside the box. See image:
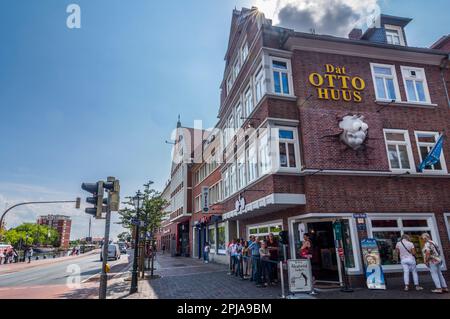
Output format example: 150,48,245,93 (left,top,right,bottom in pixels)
201,186,209,213
288,259,313,293
353,213,367,219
